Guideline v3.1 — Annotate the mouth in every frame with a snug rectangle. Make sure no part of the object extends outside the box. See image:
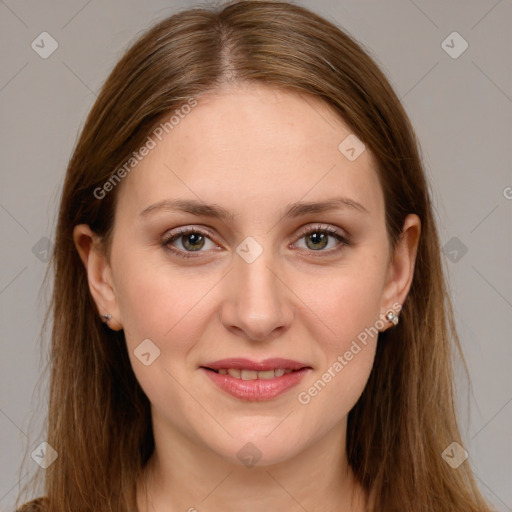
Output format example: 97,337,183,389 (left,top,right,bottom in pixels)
201,367,305,380
199,358,312,401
